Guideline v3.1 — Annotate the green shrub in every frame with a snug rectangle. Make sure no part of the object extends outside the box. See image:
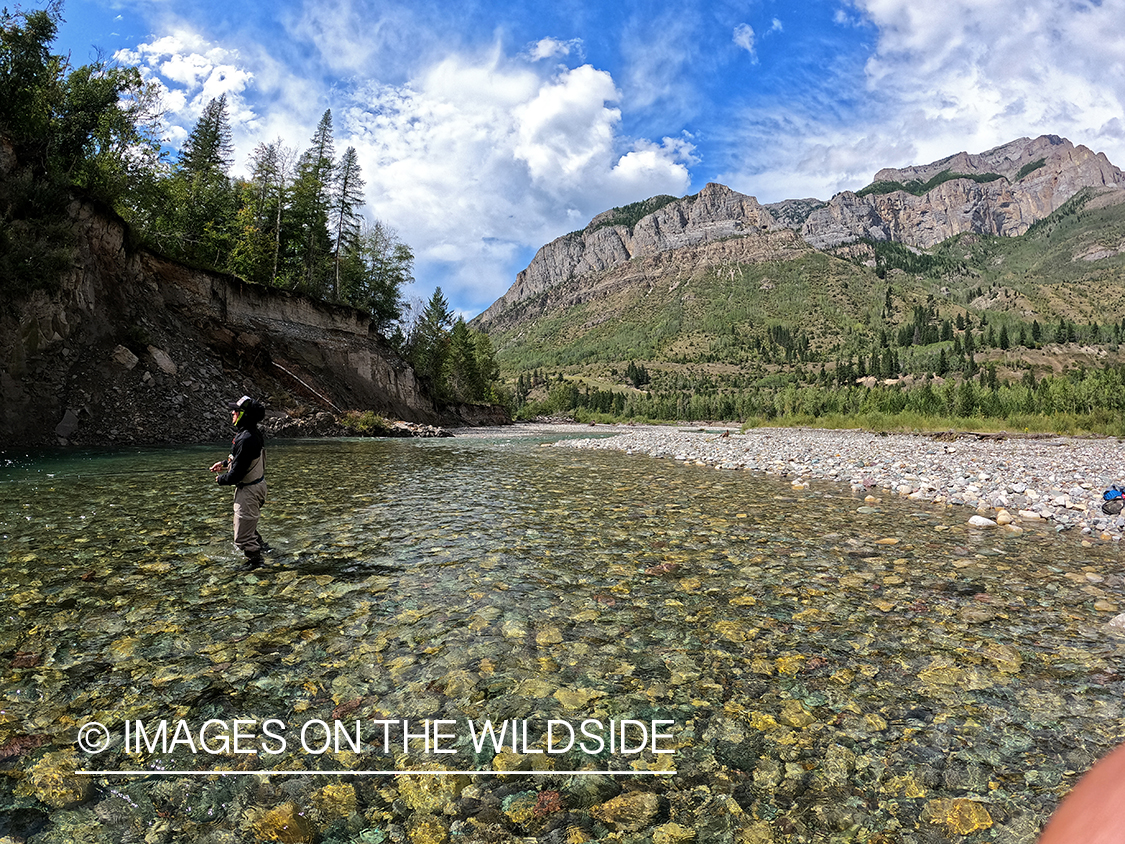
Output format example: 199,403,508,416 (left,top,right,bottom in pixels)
338,410,393,436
